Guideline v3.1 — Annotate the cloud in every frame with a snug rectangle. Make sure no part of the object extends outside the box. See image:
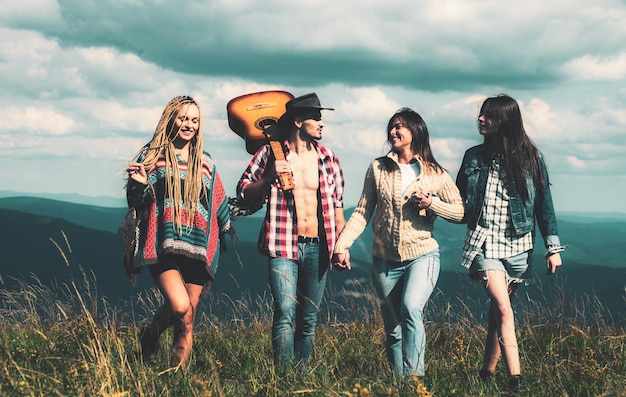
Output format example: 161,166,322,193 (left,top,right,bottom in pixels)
522,98,561,140
562,52,626,81
67,100,163,136
3,0,616,92
340,88,400,120
0,0,63,27
0,106,75,135
0,0,625,212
